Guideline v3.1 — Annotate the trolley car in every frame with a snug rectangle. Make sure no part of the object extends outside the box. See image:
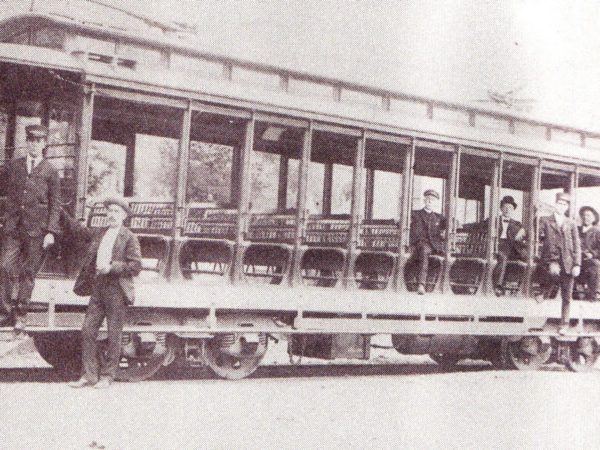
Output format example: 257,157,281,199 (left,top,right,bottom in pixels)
0,10,599,380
